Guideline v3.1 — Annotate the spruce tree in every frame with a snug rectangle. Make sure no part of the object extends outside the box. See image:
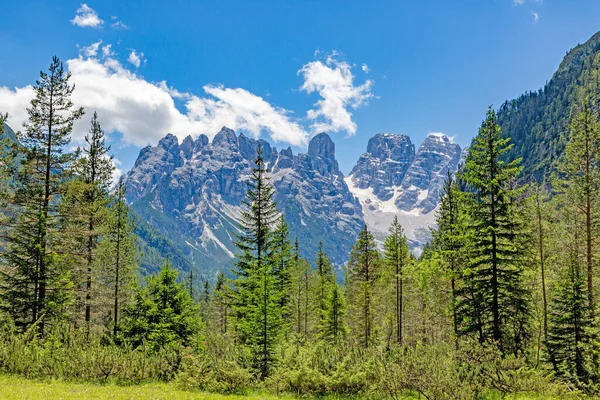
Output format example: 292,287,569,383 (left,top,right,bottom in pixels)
321,283,347,343
209,271,230,335
315,241,335,336
100,179,137,337
555,102,600,311
0,57,83,333
458,107,530,354
547,209,593,382
383,216,410,345
232,144,284,378
434,171,466,347
67,112,114,332
272,215,291,314
347,225,381,348
119,260,202,351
